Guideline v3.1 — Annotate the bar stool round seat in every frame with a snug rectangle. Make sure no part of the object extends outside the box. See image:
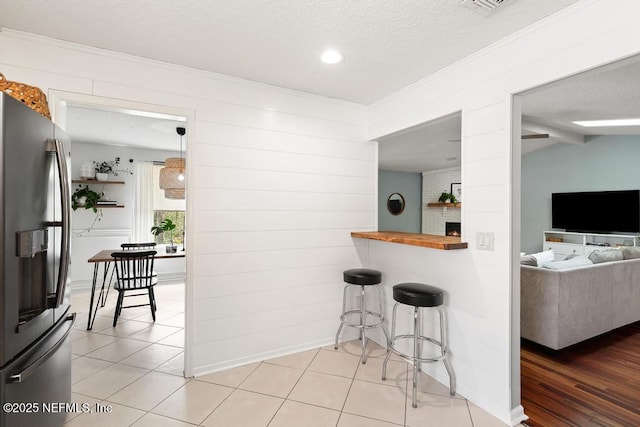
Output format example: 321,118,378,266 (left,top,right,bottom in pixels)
343,268,382,285
392,283,443,307
382,282,456,408
335,268,388,364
